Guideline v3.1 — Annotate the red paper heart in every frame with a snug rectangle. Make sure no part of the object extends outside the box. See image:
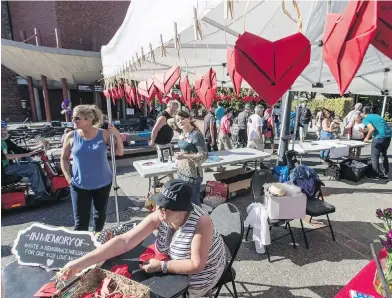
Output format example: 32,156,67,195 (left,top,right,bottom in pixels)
153,66,181,94
138,78,156,99
33,282,57,297
194,75,203,100
110,264,132,279
180,76,192,110
372,1,392,59
124,83,133,106
199,68,217,110
103,89,110,99
323,0,377,95
156,91,163,104
235,31,310,106
117,84,125,99
227,48,243,98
